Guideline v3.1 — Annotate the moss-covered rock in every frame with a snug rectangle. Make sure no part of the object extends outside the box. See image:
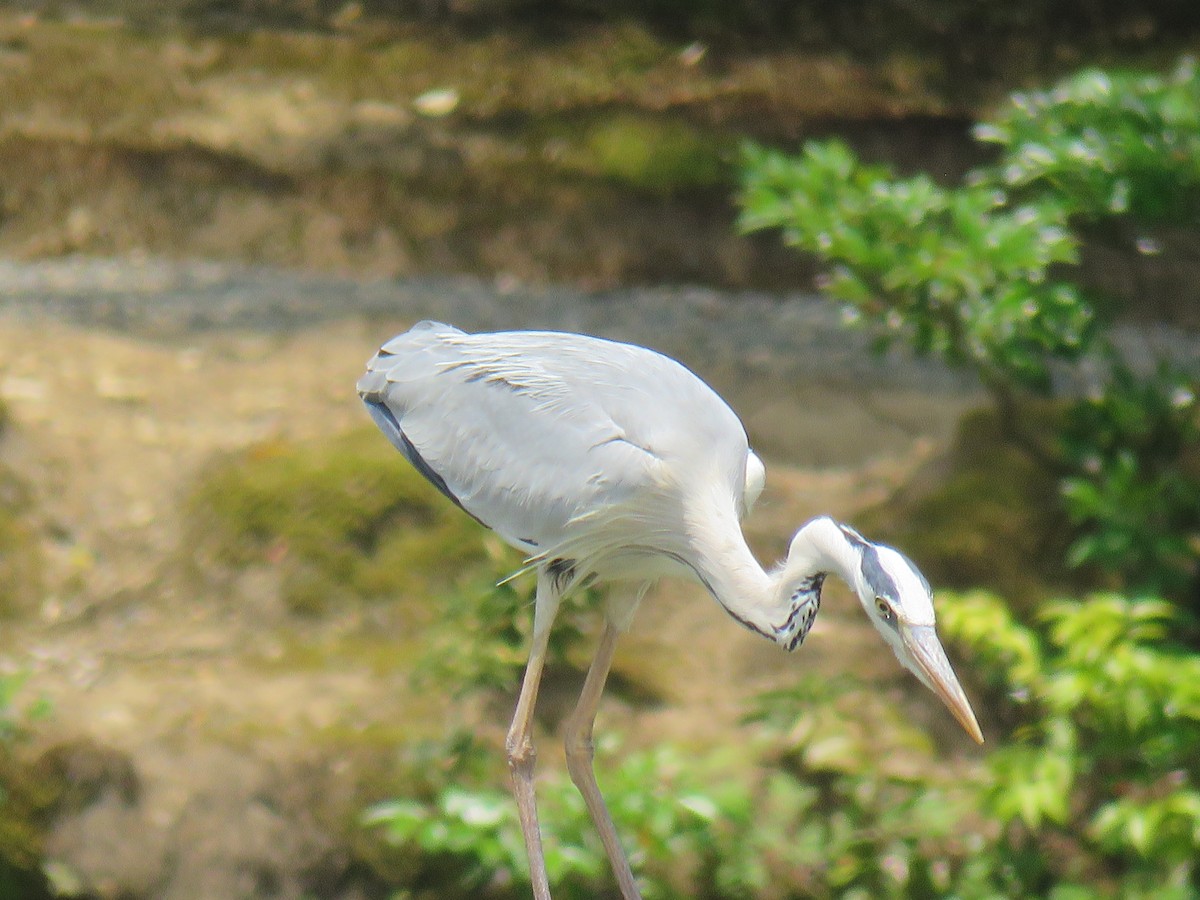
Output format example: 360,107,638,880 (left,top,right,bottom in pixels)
566,114,729,195
0,727,79,900
186,426,519,615
0,465,42,619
